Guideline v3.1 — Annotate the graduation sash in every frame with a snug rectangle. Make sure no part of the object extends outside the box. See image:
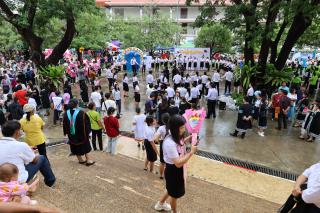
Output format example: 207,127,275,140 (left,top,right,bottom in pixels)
67,109,80,135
